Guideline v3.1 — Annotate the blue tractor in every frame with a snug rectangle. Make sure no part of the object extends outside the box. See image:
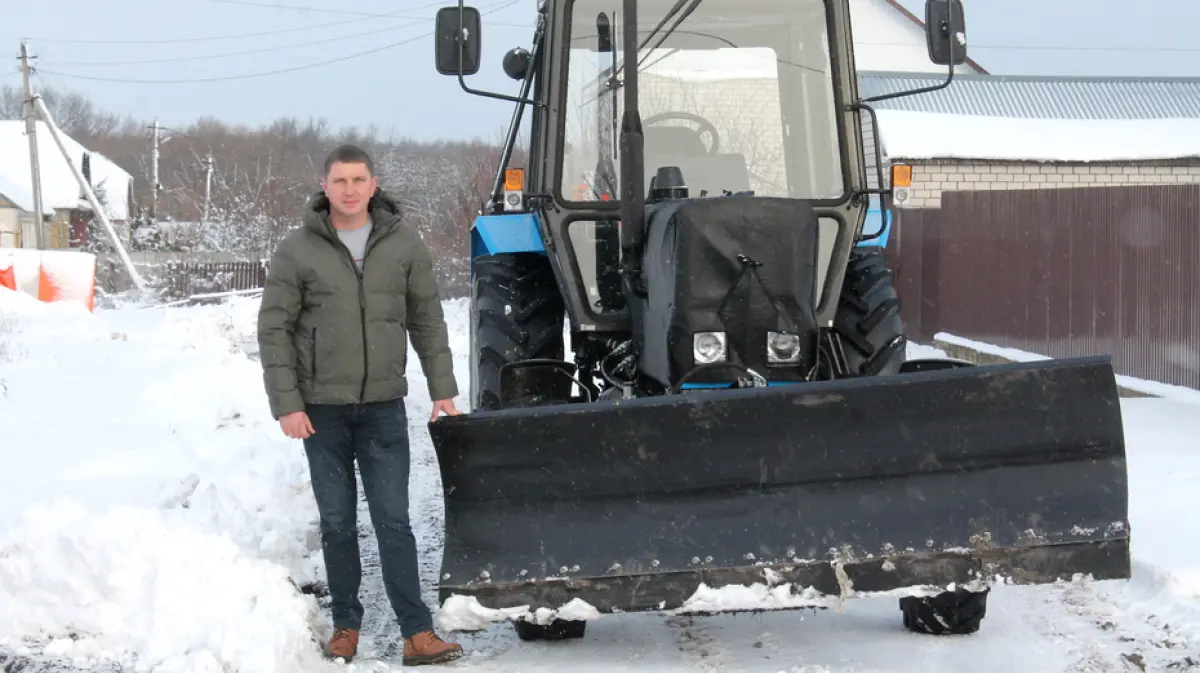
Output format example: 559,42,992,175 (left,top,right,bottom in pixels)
427,0,1130,643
